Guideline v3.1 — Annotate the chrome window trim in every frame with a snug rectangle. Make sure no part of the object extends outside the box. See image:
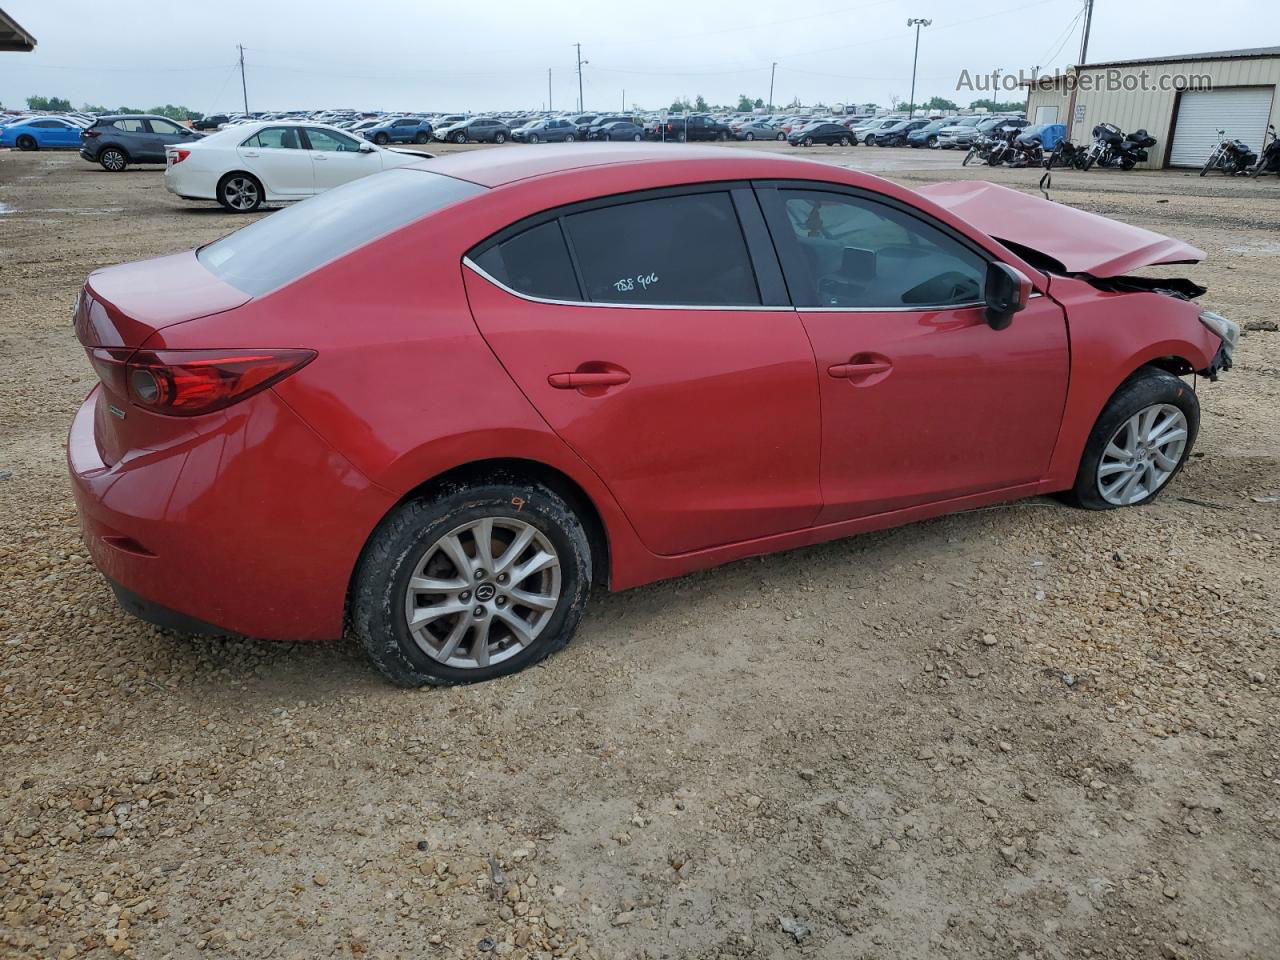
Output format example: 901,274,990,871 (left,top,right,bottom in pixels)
462,257,790,313
464,259,1041,314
